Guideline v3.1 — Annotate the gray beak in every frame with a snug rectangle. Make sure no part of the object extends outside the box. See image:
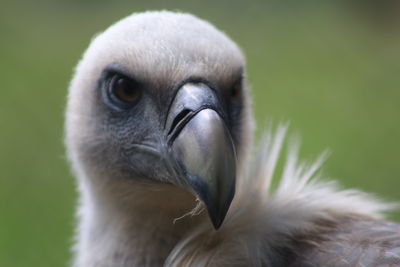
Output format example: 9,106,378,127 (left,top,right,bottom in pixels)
166,83,236,229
